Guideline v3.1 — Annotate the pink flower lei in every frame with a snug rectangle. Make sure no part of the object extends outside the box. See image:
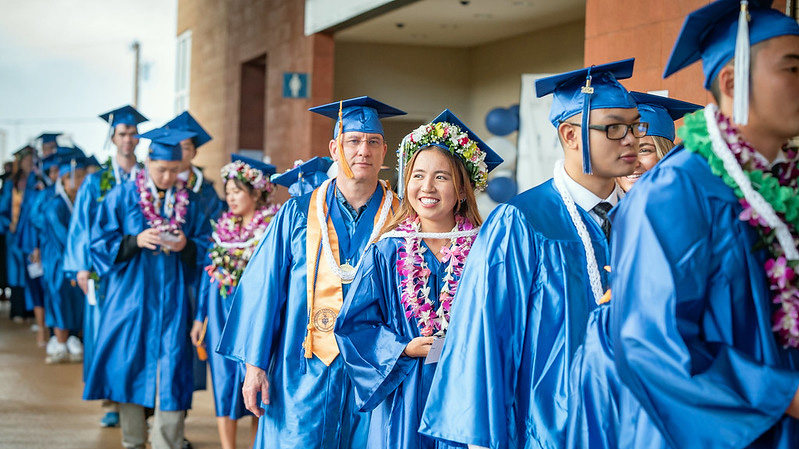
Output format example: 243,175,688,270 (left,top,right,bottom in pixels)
205,204,280,297
135,169,189,234
395,215,476,336
714,112,799,347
